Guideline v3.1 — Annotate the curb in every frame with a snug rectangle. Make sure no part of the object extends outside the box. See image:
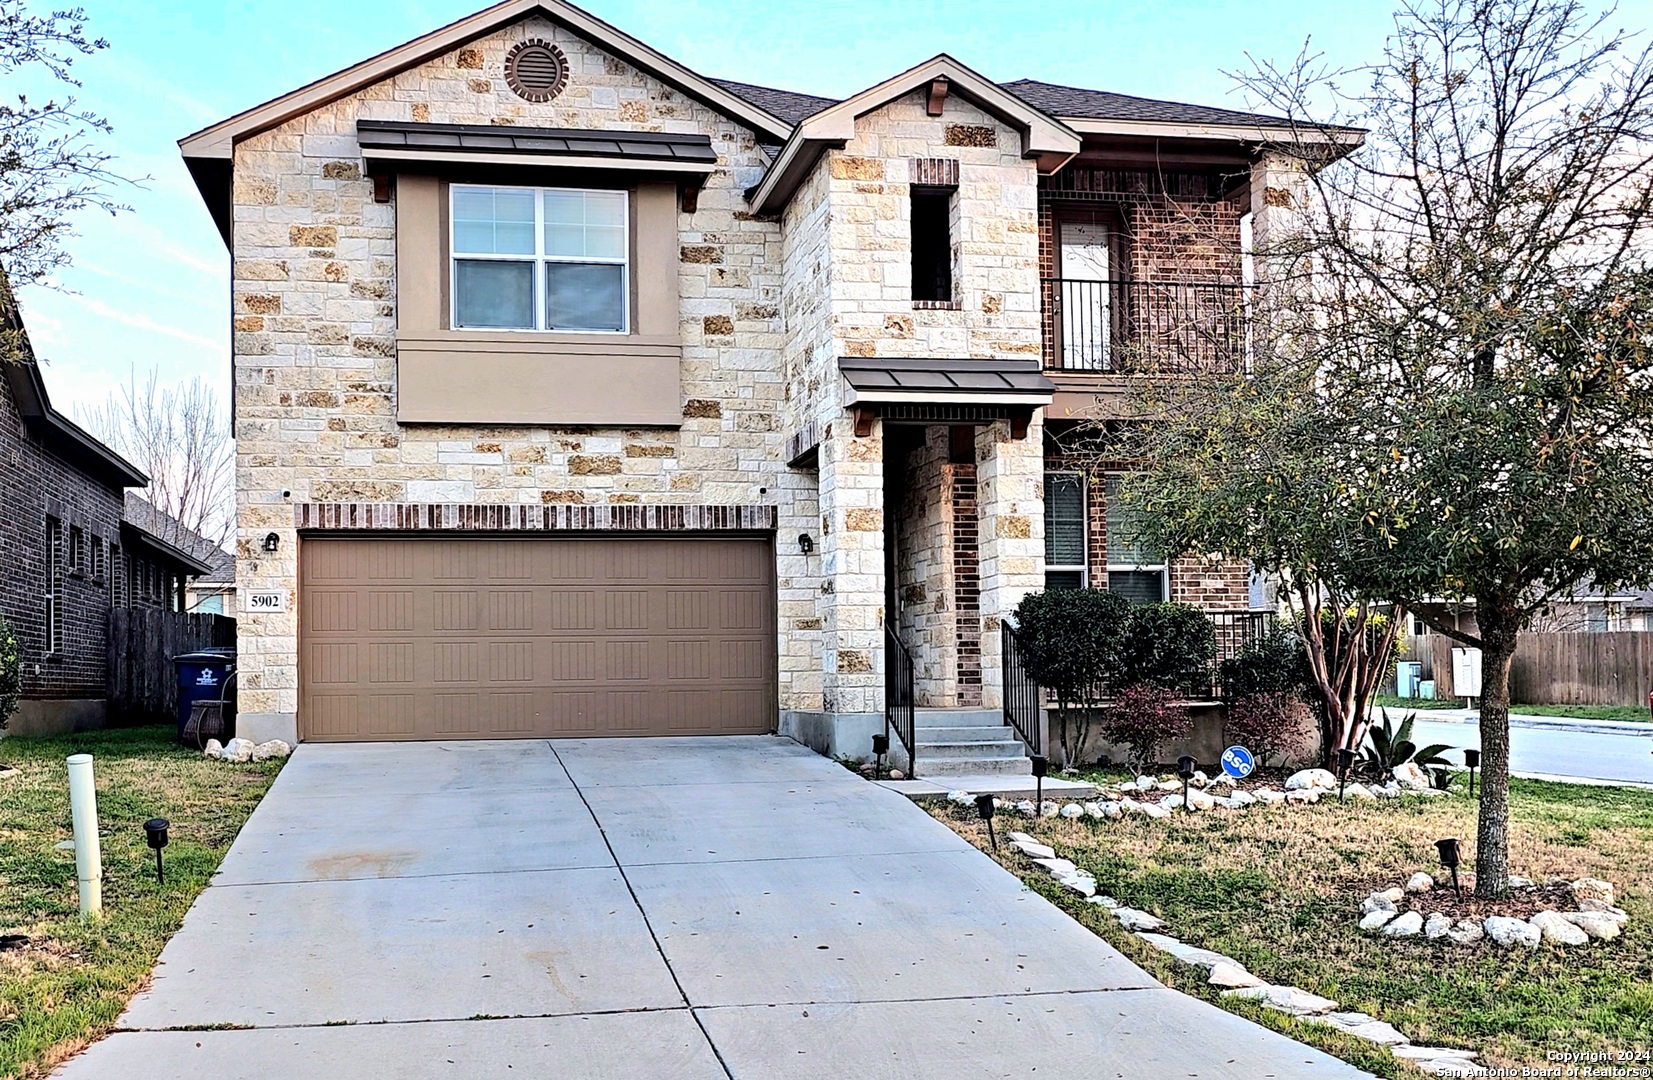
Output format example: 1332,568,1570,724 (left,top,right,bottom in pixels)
1409,712,1652,737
